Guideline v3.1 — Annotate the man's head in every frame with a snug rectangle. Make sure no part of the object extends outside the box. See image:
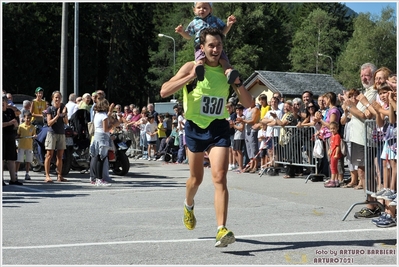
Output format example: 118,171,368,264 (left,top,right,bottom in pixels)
96,90,105,100
360,63,377,89
82,93,91,104
6,93,13,102
69,93,77,102
270,97,279,110
199,28,225,67
193,2,212,18
317,96,325,110
301,91,313,105
147,103,154,112
23,100,31,110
